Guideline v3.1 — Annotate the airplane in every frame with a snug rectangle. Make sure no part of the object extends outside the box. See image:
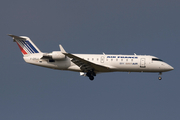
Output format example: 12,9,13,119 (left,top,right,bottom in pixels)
8,34,174,81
